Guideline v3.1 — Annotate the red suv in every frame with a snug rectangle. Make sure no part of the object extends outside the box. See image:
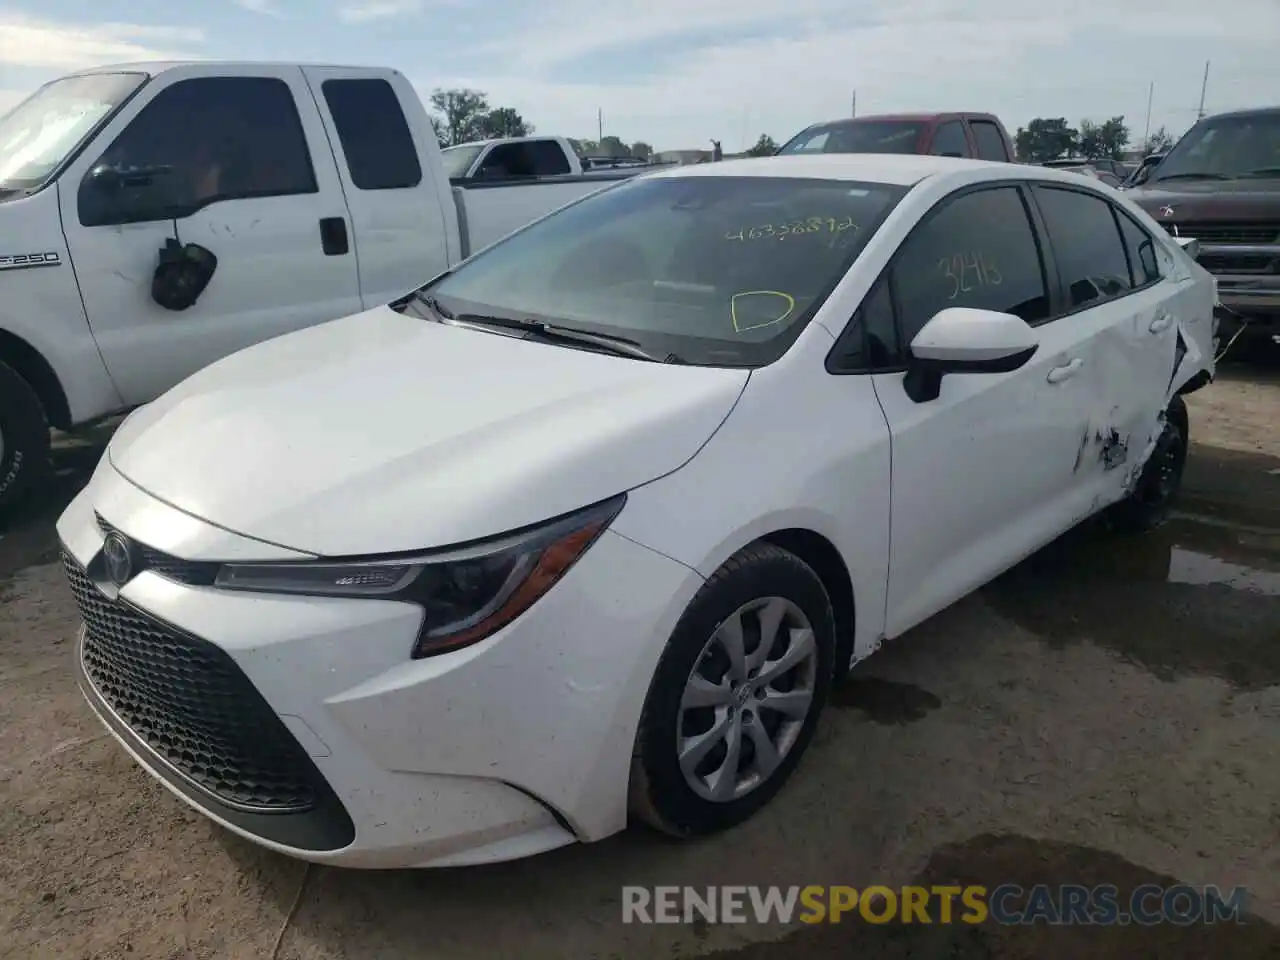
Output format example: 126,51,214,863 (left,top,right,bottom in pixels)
776,112,1016,163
